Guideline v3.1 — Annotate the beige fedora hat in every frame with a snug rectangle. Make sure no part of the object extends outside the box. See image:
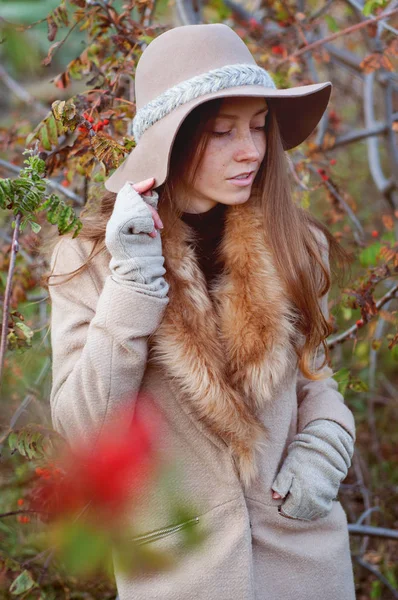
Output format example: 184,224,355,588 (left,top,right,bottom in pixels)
105,23,332,193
